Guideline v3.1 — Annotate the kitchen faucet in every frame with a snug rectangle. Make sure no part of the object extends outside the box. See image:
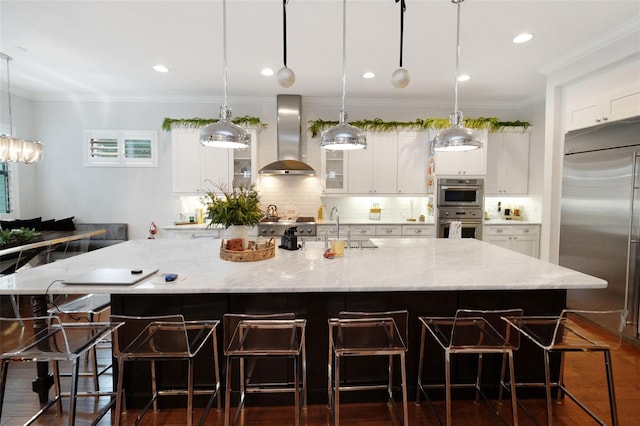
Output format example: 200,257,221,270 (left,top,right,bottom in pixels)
330,206,339,238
